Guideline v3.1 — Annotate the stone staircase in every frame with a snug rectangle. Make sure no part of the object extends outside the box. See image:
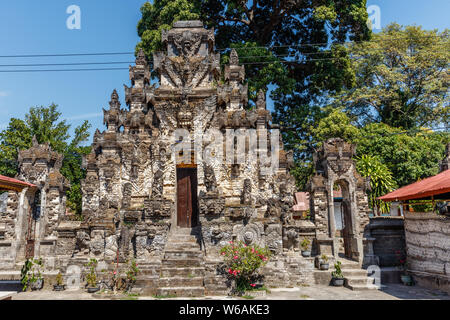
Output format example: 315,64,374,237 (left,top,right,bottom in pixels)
338,258,380,291
156,228,206,297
